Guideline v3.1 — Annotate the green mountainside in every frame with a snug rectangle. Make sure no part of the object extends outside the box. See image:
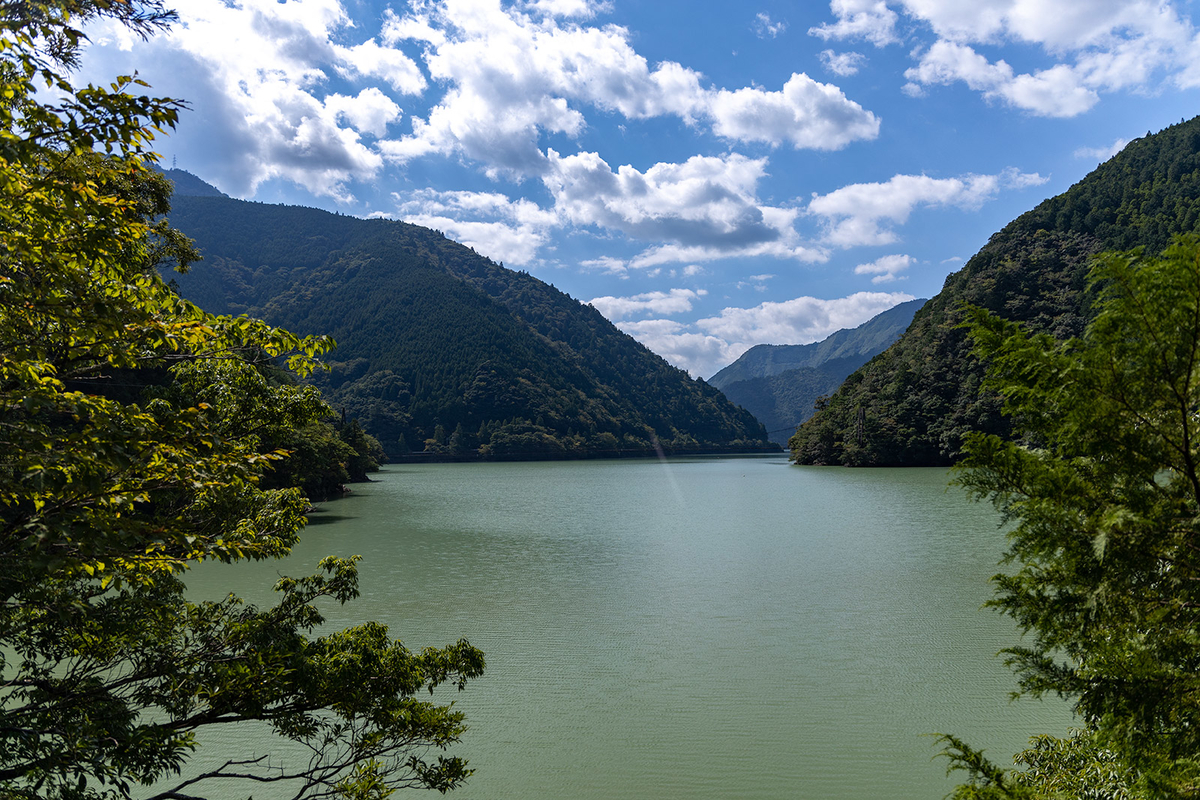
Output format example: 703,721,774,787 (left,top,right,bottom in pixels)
161,172,774,459
709,299,923,444
790,116,1200,466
